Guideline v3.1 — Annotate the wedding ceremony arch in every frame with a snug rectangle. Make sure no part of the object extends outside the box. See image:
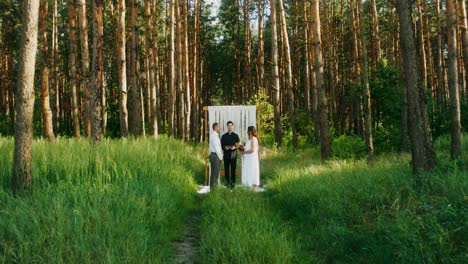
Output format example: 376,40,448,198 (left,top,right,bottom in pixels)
203,105,261,185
